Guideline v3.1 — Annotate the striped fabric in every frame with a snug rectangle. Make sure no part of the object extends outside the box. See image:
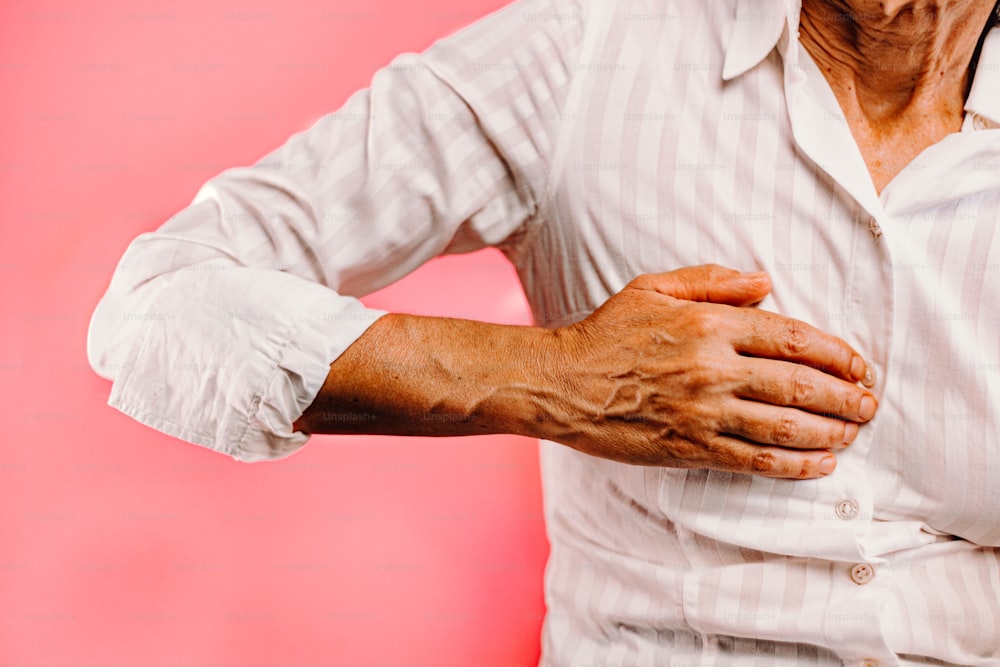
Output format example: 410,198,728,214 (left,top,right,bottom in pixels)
87,0,1000,664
